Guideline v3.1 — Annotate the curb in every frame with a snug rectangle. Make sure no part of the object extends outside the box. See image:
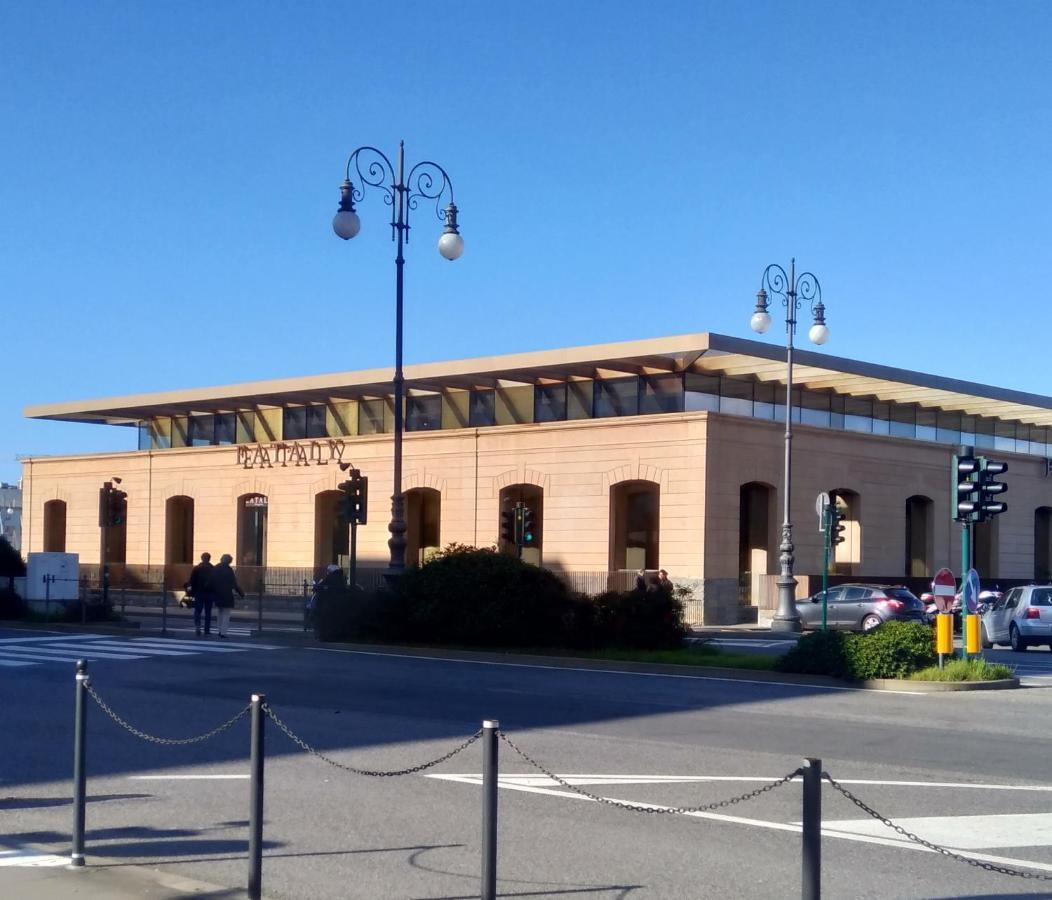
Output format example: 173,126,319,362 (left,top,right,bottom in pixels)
860,676,1020,692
